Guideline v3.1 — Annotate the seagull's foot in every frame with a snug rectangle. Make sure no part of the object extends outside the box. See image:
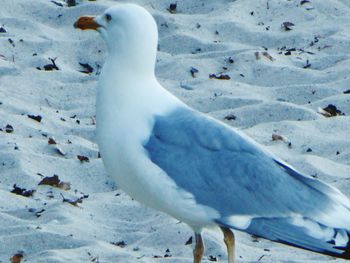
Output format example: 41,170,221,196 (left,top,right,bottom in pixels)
193,232,204,263
220,226,236,263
